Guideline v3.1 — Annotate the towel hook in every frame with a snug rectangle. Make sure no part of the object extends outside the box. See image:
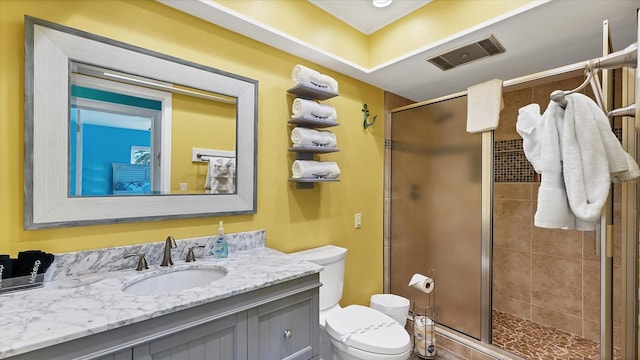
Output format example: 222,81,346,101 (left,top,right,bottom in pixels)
550,69,596,108
362,104,377,129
